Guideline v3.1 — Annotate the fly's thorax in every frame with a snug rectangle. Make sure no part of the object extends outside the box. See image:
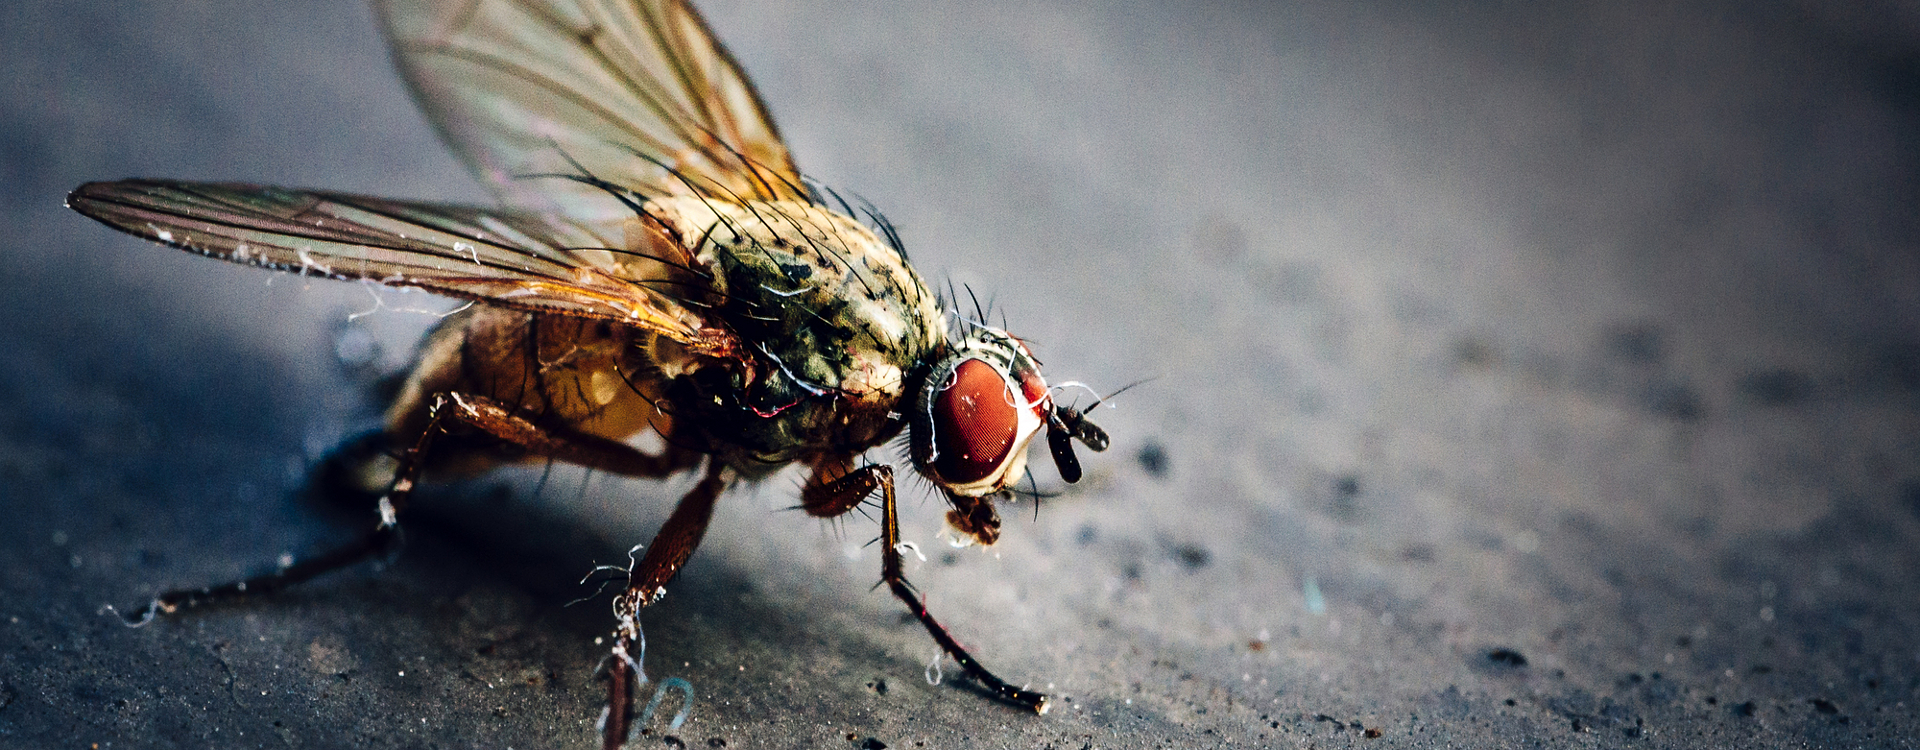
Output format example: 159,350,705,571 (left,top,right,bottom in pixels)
910,326,1052,498
647,196,946,465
